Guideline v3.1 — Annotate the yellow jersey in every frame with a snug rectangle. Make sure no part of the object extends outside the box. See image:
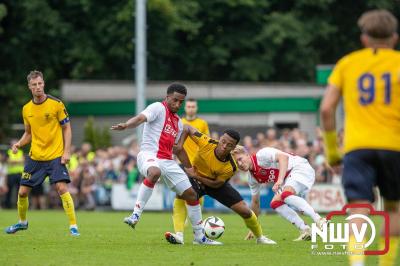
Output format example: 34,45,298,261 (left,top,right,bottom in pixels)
22,95,70,161
328,48,400,153
190,132,237,182
181,117,209,163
